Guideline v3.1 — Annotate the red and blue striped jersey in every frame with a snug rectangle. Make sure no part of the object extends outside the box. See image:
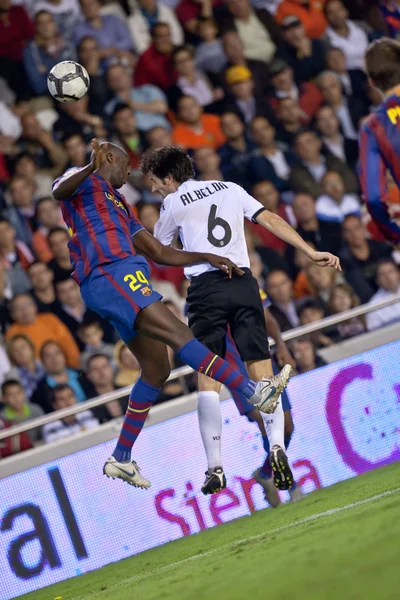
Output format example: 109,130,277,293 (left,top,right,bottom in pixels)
52,168,144,284
359,93,400,243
